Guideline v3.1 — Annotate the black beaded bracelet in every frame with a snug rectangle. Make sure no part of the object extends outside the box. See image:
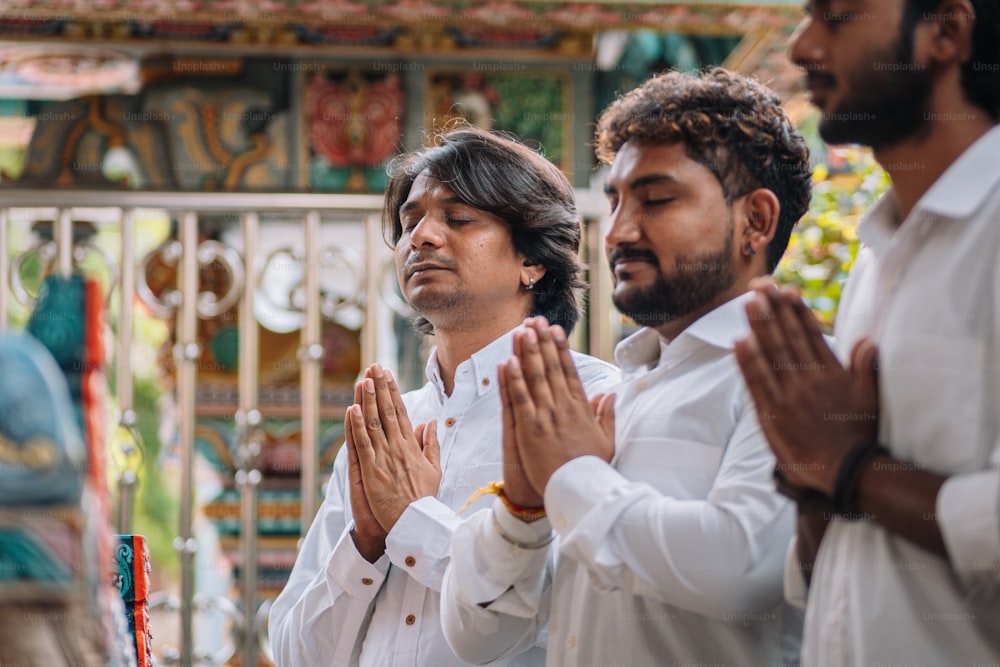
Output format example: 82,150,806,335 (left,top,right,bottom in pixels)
832,442,890,518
